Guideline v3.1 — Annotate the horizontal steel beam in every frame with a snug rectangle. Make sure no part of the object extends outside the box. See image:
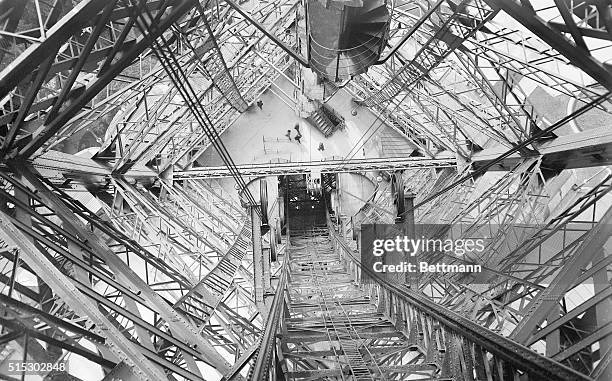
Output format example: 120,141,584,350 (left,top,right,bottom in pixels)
473,126,612,171
173,157,458,178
